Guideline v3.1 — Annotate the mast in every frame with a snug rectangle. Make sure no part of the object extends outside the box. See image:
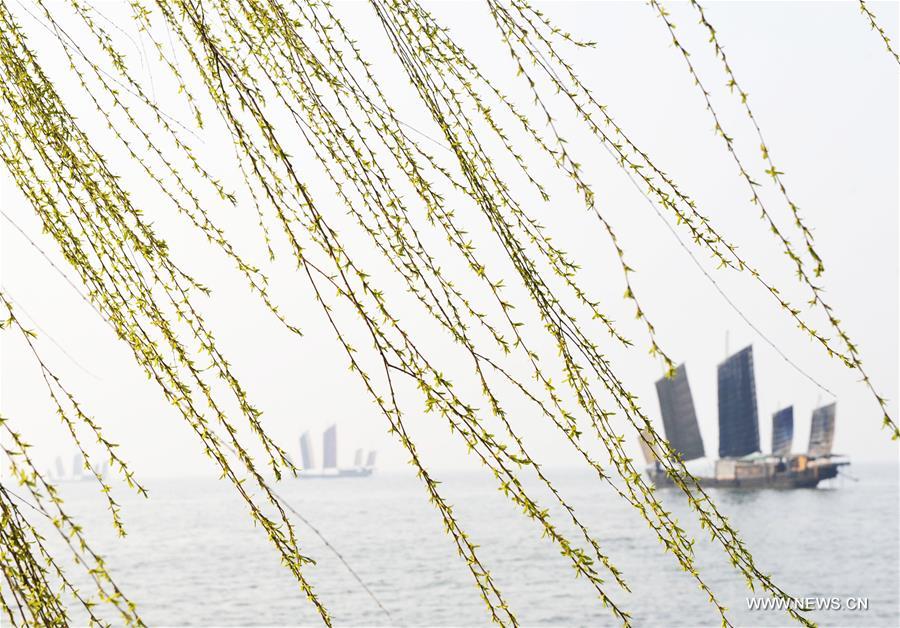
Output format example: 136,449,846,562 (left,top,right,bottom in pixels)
771,406,793,456
299,432,316,470
717,345,760,458
323,425,338,469
654,364,705,461
808,403,837,457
